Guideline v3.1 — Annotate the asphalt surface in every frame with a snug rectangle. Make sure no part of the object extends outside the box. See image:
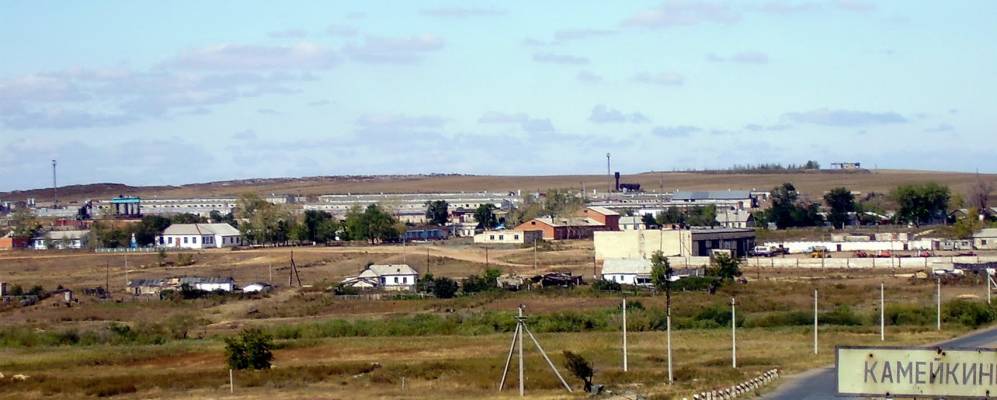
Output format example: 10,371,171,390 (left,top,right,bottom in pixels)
763,327,997,400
